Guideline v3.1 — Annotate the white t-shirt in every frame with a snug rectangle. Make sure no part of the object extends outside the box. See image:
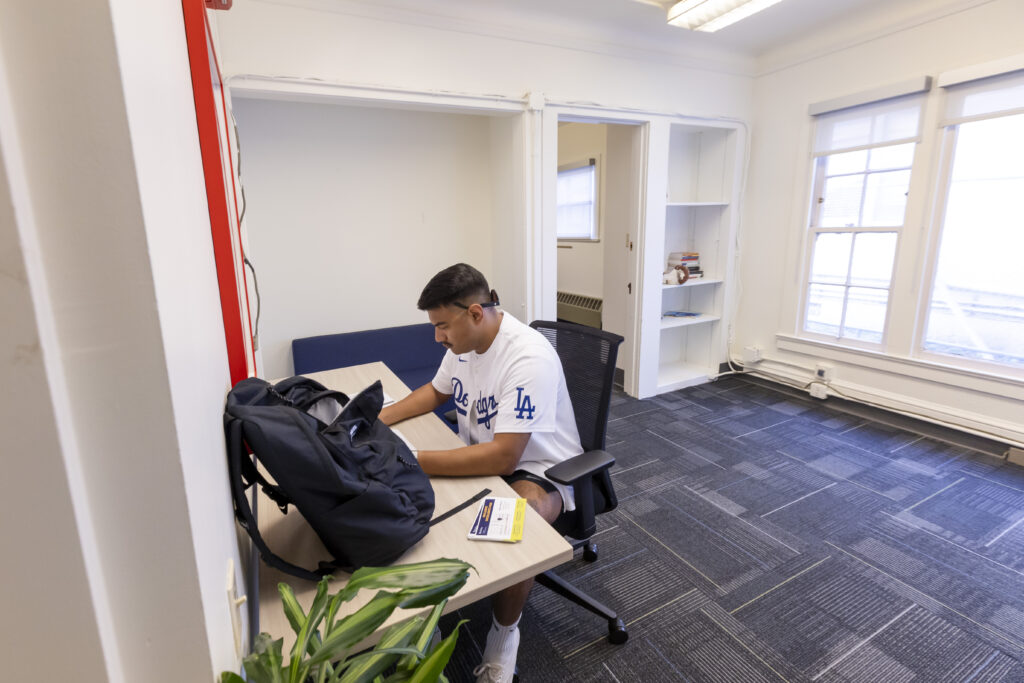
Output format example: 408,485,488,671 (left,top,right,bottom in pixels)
432,313,582,511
